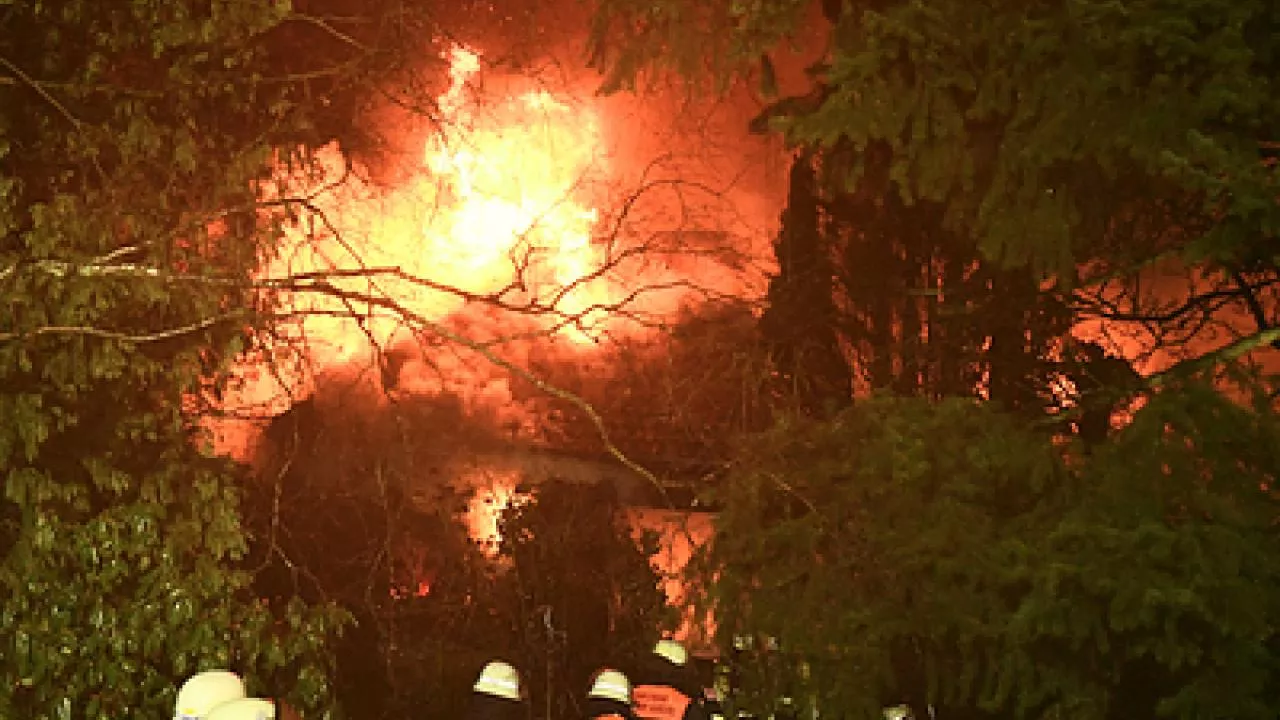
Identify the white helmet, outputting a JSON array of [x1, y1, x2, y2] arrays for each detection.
[[882, 706, 913, 720], [207, 698, 276, 720], [653, 639, 688, 667], [473, 660, 522, 701], [587, 669, 633, 705], [174, 670, 247, 720]]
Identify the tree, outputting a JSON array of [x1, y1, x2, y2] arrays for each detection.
[[588, 0, 1280, 384], [584, 3, 1280, 717], [1, 2, 350, 716], [523, 299, 773, 487], [248, 389, 494, 719], [493, 480, 675, 720], [1002, 382, 1280, 718], [758, 151, 851, 416], [759, 138, 1087, 421], [703, 391, 1279, 719], [2, 0, 780, 716], [705, 395, 1064, 719]]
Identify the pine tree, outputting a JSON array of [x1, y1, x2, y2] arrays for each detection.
[[759, 151, 851, 415]]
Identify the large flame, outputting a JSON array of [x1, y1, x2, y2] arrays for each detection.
[[216, 44, 767, 549], [258, 46, 619, 369], [214, 42, 782, 437], [421, 47, 613, 332], [216, 46, 624, 428]]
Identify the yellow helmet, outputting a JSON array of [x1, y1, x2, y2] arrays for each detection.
[[473, 660, 522, 701], [587, 669, 633, 705], [653, 639, 688, 667], [174, 670, 246, 720], [207, 698, 276, 720]]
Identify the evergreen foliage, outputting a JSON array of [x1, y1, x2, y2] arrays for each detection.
[[759, 151, 851, 416], [589, 0, 1279, 282], [589, 2, 1280, 714], [705, 391, 1279, 719], [760, 143, 1091, 421]]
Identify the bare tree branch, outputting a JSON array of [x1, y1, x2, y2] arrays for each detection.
[[0, 54, 83, 129], [271, 277, 673, 503], [1147, 327, 1280, 389], [0, 313, 241, 344], [288, 13, 372, 53]]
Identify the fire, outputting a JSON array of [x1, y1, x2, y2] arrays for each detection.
[[221, 44, 637, 427], [204, 43, 776, 566], [259, 45, 616, 361], [210, 41, 778, 439], [626, 509, 717, 652], [461, 468, 528, 556], [211, 44, 671, 546], [423, 47, 610, 329]]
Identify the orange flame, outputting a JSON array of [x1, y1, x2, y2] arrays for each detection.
[[421, 46, 611, 331], [214, 43, 777, 434], [215, 45, 635, 429], [258, 45, 617, 364], [206, 44, 777, 561], [461, 468, 528, 556]]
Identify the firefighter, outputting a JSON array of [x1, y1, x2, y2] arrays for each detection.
[[206, 697, 277, 720], [467, 660, 527, 720], [585, 668, 635, 720], [631, 640, 708, 720], [173, 670, 247, 720]]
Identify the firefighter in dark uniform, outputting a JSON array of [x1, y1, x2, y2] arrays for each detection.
[[631, 640, 709, 720]]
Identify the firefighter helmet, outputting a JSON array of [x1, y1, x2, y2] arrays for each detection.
[[206, 698, 276, 720], [474, 660, 523, 701], [882, 705, 913, 720], [654, 639, 689, 667], [588, 669, 633, 705], [173, 670, 246, 720]]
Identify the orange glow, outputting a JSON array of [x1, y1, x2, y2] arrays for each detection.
[[258, 45, 616, 364], [214, 43, 766, 433], [625, 509, 717, 656], [420, 46, 613, 334], [462, 468, 528, 555], [204, 43, 780, 563]]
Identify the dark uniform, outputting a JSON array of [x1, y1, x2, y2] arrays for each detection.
[[631, 640, 709, 720]]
